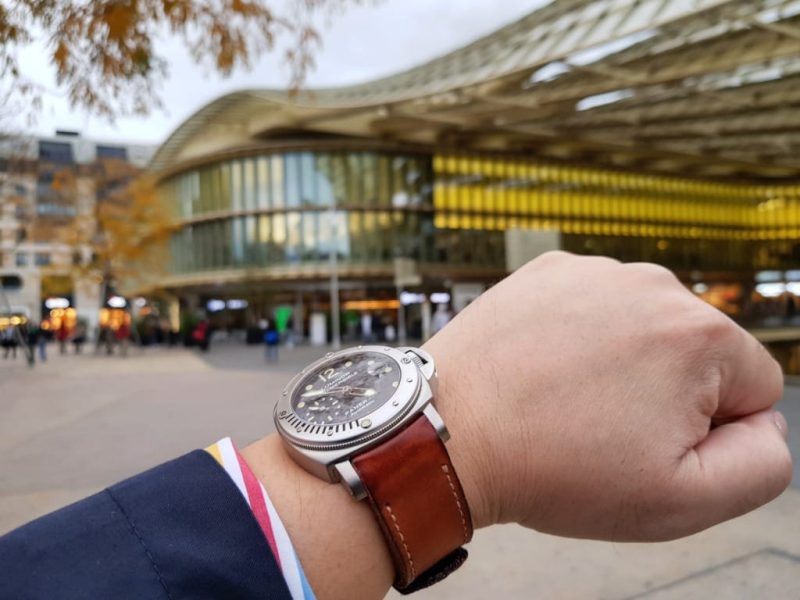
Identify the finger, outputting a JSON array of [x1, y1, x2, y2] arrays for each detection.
[[716, 323, 784, 418], [678, 409, 792, 535]]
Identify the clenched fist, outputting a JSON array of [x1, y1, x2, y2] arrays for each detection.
[[427, 251, 792, 541]]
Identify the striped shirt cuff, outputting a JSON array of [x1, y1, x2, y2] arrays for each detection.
[[206, 438, 316, 600]]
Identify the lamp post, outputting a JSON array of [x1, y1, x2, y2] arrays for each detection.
[[393, 257, 420, 346], [329, 202, 341, 350]]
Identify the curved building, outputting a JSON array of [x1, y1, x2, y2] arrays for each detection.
[[141, 0, 800, 336]]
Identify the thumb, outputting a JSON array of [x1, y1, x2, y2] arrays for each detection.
[[679, 409, 792, 535]]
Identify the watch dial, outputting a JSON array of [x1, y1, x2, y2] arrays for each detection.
[[291, 352, 402, 425]]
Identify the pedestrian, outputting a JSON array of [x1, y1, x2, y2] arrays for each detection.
[[1, 326, 18, 359], [284, 316, 296, 349], [115, 322, 130, 357], [26, 322, 46, 363], [18, 322, 35, 366], [431, 303, 452, 334], [56, 320, 70, 355], [73, 321, 87, 354], [263, 321, 279, 363], [192, 319, 210, 352], [361, 312, 373, 342], [100, 326, 115, 355]]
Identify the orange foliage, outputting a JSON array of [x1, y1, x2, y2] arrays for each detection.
[[26, 159, 173, 285], [0, 0, 360, 119]]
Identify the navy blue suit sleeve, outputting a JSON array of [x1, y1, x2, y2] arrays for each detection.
[[0, 450, 293, 600]]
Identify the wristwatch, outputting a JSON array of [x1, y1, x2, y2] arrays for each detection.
[[274, 345, 473, 593]]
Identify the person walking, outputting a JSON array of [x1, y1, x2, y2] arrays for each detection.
[[56, 320, 70, 355], [284, 316, 296, 349], [263, 321, 280, 363], [431, 303, 452, 334], [26, 322, 46, 363], [72, 321, 87, 354], [38, 327, 47, 361], [1, 326, 18, 359], [192, 319, 211, 352], [361, 312, 373, 342], [115, 322, 130, 357]]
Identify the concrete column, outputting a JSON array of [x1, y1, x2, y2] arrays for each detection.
[[73, 274, 101, 332], [168, 298, 180, 333], [294, 291, 304, 340], [421, 300, 432, 342]]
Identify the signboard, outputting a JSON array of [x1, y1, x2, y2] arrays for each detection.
[[0, 275, 22, 290], [505, 229, 561, 272], [310, 312, 327, 346]]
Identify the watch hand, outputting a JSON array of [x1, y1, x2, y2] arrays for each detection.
[[302, 386, 376, 398], [341, 387, 376, 397]]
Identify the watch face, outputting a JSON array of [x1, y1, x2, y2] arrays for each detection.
[[291, 351, 401, 426]]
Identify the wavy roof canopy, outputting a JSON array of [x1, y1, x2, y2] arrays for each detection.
[[151, 0, 800, 179]]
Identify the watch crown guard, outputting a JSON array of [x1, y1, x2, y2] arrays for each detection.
[[405, 351, 425, 370]]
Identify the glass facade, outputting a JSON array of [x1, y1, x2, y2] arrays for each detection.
[[158, 148, 800, 286], [160, 150, 503, 276]]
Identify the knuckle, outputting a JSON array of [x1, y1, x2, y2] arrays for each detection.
[[690, 309, 736, 347], [526, 251, 621, 273], [627, 262, 680, 284], [526, 250, 572, 269], [583, 254, 621, 267]]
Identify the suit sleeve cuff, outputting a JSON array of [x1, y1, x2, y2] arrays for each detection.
[[206, 438, 316, 600]]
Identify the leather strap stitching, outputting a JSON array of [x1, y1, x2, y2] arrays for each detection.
[[440, 464, 469, 544], [385, 504, 416, 580]]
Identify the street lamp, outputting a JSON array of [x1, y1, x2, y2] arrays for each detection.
[[329, 201, 341, 350]]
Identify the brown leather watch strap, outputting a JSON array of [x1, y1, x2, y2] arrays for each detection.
[[352, 413, 473, 593]]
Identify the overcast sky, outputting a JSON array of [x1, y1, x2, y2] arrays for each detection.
[[22, 1, 547, 147]]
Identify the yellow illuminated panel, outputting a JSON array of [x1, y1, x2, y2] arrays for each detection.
[[432, 153, 800, 244]]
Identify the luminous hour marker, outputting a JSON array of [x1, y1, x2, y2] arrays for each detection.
[[308, 415, 315, 421], [327, 416, 332, 421], [392, 381, 399, 388], [345, 361, 352, 367], [367, 360, 374, 365], [383, 366, 392, 373], [305, 384, 313, 390], [297, 401, 306, 408]]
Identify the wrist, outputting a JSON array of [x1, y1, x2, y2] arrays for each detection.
[[423, 338, 502, 529], [242, 435, 394, 600]]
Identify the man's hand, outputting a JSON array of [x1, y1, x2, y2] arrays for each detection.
[[426, 251, 792, 541]]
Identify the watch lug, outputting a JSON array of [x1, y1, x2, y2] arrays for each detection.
[[423, 403, 450, 443], [334, 460, 368, 500]]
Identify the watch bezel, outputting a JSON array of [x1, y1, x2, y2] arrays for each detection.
[[274, 345, 421, 450]]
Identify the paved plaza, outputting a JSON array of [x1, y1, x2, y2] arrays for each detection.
[[1, 342, 798, 599]]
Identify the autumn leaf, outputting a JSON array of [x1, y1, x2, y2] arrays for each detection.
[[0, 0, 354, 119], [53, 41, 69, 71]]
